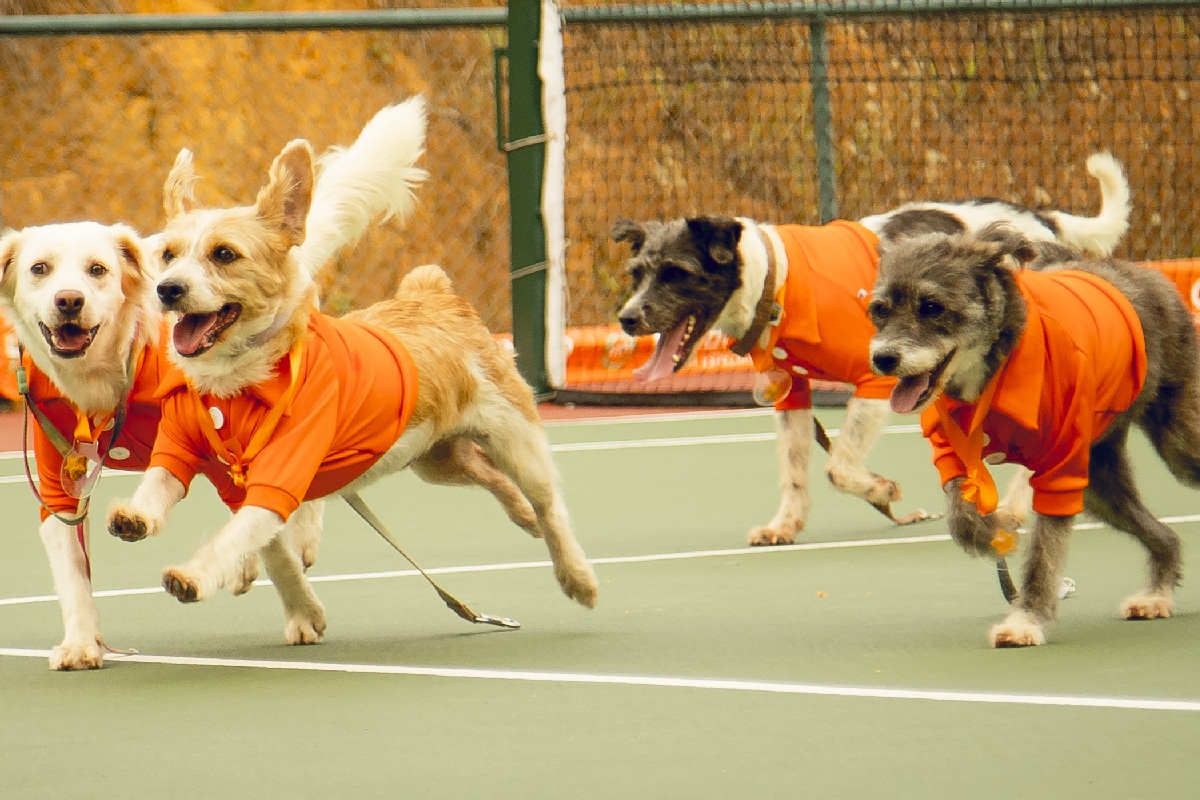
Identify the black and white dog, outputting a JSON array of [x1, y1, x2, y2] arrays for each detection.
[[613, 154, 1130, 547]]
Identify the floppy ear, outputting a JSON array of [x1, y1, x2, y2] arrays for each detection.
[[163, 148, 198, 219], [0, 230, 21, 296], [255, 139, 314, 247], [977, 222, 1038, 270], [611, 218, 646, 253], [685, 215, 742, 268]]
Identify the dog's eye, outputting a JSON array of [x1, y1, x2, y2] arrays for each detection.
[[30, 261, 49, 276], [161, 249, 175, 264], [867, 299, 890, 320], [88, 263, 107, 277], [919, 300, 945, 318], [628, 266, 644, 285], [659, 265, 687, 284], [212, 245, 238, 264]]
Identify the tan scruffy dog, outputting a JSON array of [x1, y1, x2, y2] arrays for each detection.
[[105, 138, 598, 645]]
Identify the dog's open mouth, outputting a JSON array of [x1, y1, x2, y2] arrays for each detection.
[[633, 313, 704, 382], [173, 303, 242, 358], [39, 321, 100, 359], [889, 350, 955, 414]]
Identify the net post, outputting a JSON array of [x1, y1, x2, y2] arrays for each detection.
[[505, 0, 551, 395], [810, 15, 838, 224]]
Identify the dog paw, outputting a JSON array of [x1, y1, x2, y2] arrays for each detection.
[[227, 552, 261, 596], [890, 507, 941, 526], [107, 507, 156, 542], [50, 640, 104, 670], [989, 611, 1046, 647], [285, 606, 328, 645], [162, 568, 205, 603], [557, 562, 600, 609], [747, 523, 799, 546], [1120, 592, 1174, 620]]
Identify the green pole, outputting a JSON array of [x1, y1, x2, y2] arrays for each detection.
[[810, 17, 838, 224], [505, 0, 550, 394]]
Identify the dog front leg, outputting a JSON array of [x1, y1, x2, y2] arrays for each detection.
[[826, 397, 935, 525], [162, 506, 286, 604], [989, 514, 1073, 647], [748, 408, 812, 546], [943, 477, 1024, 559], [39, 516, 103, 670], [106, 466, 186, 543]]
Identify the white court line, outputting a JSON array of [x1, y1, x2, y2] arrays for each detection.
[[0, 646, 1196, 712], [4, 515, 1200, 608], [0, 533, 952, 606], [0, 424, 921, 472]]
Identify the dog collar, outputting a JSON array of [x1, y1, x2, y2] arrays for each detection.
[[247, 310, 292, 348], [729, 224, 781, 357]]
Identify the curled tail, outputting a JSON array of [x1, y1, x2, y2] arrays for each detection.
[[397, 263, 454, 296], [299, 96, 428, 278], [1048, 152, 1131, 257]]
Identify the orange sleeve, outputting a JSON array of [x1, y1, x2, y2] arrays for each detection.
[[147, 395, 201, 495], [773, 375, 812, 411], [1025, 387, 1092, 517], [920, 406, 967, 488]]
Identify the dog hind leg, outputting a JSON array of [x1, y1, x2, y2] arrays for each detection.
[[1086, 436, 1181, 620], [411, 438, 537, 530], [748, 408, 812, 546], [464, 390, 598, 608]]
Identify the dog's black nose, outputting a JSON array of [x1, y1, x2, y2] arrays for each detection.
[[157, 280, 188, 306], [872, 352, 900, 375], [54, 290, 85, 318], [618, 309, 642, 335]]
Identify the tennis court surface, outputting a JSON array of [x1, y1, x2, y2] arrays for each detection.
[[1, 407, 1197, 798]]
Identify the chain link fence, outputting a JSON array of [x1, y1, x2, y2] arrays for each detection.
[[557, 0, 1200, 398]]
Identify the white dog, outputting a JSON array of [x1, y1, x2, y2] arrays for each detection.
[[0, 97, 428, 669]]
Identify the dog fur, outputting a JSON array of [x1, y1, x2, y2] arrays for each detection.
[[868, 223, 1197, 646], [0, 98, 428, 669], [104, 138, 598, 643], [612, 154, 1129, 547]]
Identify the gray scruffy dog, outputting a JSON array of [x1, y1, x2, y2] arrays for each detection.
[[868, 222, 1197, 647]]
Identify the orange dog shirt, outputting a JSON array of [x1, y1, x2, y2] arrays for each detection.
[[24, 320, 193, 521], [150, 311, 419, 521], [921, 268, 1147, 517], [748, 221, 896, 410]]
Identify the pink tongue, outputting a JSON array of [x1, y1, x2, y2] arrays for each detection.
[[890, 373, 932, 414], [52, 325, 91, 352], [633, 319, 690, 382], [173, 313, 220, 356]]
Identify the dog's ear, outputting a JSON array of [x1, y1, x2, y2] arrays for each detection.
[[976, 222, 1038, 270], [256, 139, 315, 248], [685, 215, 742, 268], [0, 229, 21, 291], [163, 148, 198, 220], [611, 218, 646, 253]]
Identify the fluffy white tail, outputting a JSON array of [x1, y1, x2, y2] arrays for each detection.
[[299, 96, 428, 278], [1048, 152, 1131, 257]]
